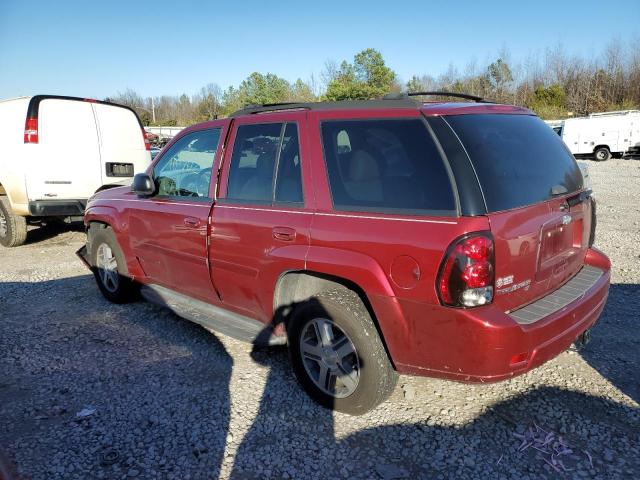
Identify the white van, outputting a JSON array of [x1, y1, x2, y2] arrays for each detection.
[[559, 110, 640, 161], [0, 95, 151, 247]]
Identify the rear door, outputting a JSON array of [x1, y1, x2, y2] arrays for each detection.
[[93, 103, 151, 184], [29, 99, 102, 200], [128, 124, 225, 301], [209, 113, 311, 321], [443, 113, 590, 312]]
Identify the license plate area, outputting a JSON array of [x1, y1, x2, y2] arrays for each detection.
[[537, 215, 579, 281]]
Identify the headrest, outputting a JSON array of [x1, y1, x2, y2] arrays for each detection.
[[349, 150, 379, 182], [256, 154, 274, 176]]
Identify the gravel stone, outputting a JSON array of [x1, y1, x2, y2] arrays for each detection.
[[0, 159, 639, 479]]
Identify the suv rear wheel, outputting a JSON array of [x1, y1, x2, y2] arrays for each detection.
[[0, 197, 27, 248], [287, 289, 398, 415], [90, 226, 138, 303]]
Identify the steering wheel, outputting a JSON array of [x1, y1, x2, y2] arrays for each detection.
[[180, 168, 212, 197]]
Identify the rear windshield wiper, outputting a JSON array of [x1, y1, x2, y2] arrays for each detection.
[[550, 185, 593, 205]]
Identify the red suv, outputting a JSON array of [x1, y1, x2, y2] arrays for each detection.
[[79, 93, 610, 414]]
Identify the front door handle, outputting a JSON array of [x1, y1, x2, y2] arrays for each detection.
[[272, 226, 296, 242], [184, 217, 201, 228]]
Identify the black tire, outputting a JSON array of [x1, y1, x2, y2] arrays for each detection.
[[594, 147, 611, 161], [287, 289, 398, 415], [89, 226, 138, 303], [0, 197, 27, 248]]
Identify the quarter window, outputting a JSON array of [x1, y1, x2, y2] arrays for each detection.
[[226, 123, 303, 204], [153, 128, 221, 199]]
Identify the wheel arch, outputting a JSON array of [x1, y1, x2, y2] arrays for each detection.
[[273, 270, 404, 369], [86, 217, 143, 279], [593, 144, 611, 153], [85, 205, 122, 232]]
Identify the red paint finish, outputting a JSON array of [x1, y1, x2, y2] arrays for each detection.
[[128, 198, 214, 301], [84, 100, 611, 385], [392, 248, 609, 381]]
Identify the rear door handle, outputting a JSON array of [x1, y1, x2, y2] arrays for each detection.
[[184, 217, 201, 228], [272, 226, 296, 242]]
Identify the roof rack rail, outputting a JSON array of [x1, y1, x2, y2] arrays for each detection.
[[230, 102, 311, 117], [384, 91, 487, 103], [228, 92, 484, 118]]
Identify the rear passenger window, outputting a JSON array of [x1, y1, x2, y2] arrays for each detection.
[[321, 119, 456, 215], [226, 123, 303, 204]]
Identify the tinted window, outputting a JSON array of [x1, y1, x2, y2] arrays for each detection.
[[153, 128, 220, 198], [445, 114, 583, 212], [227, 123, 282, 202], [275, 123, 303, 203], [321, 119, 456, 215], [227, 123, 303, 204]]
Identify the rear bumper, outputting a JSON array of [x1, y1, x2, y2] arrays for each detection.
[[29, 200, 87, 217], [389, 247, 611, 382]]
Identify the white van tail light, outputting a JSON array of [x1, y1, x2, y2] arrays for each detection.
[[142, 128, 150, 150], [437, 232, 495, 307], [24, 117, 39, 143]]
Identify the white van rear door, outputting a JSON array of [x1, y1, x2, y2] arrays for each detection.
[[28, 99, 102, 200], [92, 103, 150, 185]]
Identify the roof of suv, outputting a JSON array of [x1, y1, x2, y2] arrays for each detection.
[[230, 92, 534, 118]]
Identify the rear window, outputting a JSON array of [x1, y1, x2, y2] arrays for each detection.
[[320, 119, 456, 215], [445, 114, 583, 212]]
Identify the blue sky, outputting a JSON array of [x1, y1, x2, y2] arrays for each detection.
[[0, 0, 638, 100]]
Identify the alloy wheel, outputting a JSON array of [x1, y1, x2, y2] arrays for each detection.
[[299, 317, 360, 398], [96, 243, 119, 293]]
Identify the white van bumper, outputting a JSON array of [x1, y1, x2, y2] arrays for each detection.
[[28, 200, 86, 217]]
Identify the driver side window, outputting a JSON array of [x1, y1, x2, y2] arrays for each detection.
[[153, 128, 221, 199]]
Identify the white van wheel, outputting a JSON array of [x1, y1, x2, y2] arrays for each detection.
[[0, 197, 27, 247], [594, 147, 611, 161]]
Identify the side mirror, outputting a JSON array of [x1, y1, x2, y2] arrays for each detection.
[[132, 173, 155, 197]]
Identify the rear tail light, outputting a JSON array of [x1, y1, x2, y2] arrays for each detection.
[[437, 232, 495, 307], [24, 117, 38, 143], [142, 129, 151, 150]]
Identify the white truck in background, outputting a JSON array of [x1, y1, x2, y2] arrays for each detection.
[[558, 110, 640, 161], [0, 95, 151, 247]]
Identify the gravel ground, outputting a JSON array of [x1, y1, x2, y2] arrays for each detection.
[[1, 159, 639, 480]]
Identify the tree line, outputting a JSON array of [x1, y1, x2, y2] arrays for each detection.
[[108, 40, 640, 126]]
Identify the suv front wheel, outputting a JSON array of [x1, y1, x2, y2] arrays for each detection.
[[89, 226, 138, 303], [287, 289, 398, 415]]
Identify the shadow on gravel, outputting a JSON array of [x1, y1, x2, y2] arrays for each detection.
[[230, 372, 639, 478], [580, 283, 640, 404], [2, 276, 639, 479], [228, 296, 640, 479], [0, 275, 232, 480]]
